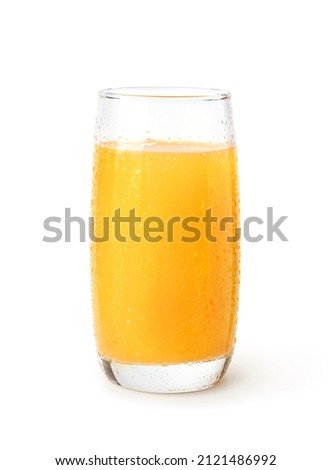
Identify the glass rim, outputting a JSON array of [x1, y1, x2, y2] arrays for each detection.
[[99, 87, 231, 101]]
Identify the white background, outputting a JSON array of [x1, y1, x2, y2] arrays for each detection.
[[1, 1, 331, 469]]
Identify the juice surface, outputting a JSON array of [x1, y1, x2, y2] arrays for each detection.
[[91, 141, 239, 364]]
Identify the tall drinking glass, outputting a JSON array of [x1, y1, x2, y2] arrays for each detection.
[[91, 87, 240, 393]]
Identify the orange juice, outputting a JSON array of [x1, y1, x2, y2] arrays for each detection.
[[91, 141, 239, 365]]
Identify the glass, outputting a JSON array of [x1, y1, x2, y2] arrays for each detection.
[[91, 87, 240, 393]]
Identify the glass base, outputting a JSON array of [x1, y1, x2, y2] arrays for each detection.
[[99, 354, 232, 393]]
